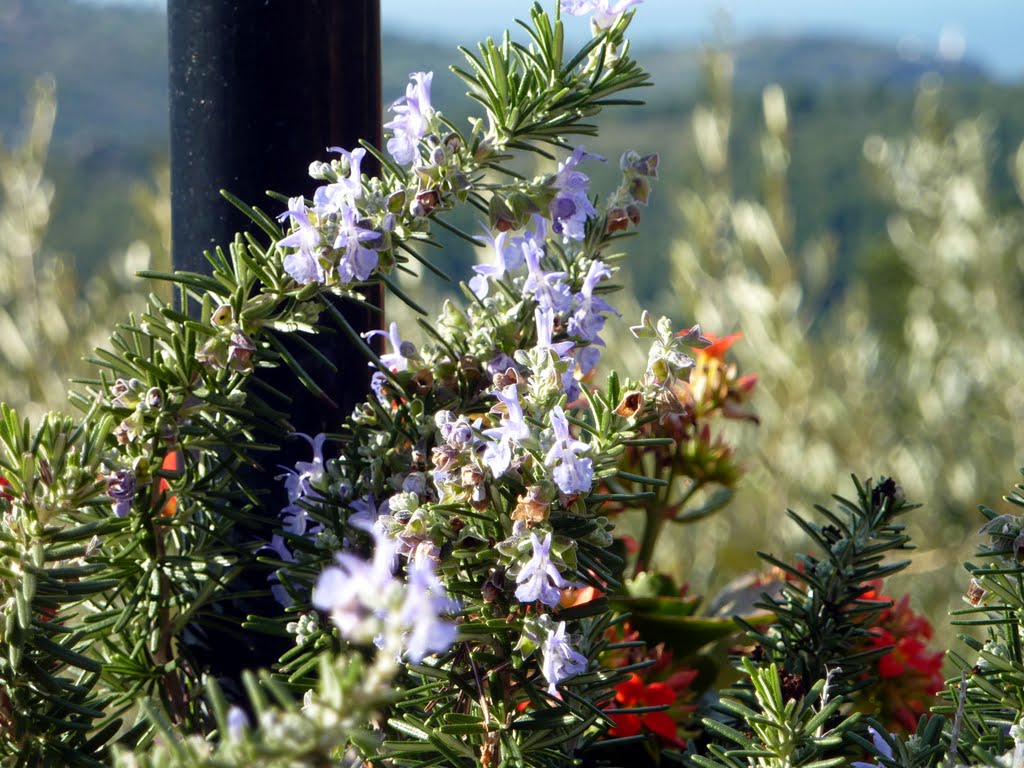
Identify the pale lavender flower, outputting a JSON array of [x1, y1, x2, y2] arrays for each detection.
[[312, 531, 400, 645], [569, 259, 618, 343], [482, 383, 531, 477], [278, 196, 325, 284], [362, 322, 416, 372], [226, 706, 249, 740], [574, 345, 602, 377], [485, 352, 517, 379], [541, 619, 588, 695], [522, 231, 572, 312], [347, 494, 380, 530], [535, 307, 575, 358], [266, 533, 297, 606], [314, 146, 366, 212], [400, 556, 458, 662], [545, 406, 593, 495], [561, 0, 642, 30], [333, 203, 380, 283], [278, 433, 327, 536], [535, 307, 579, 400], [852, 727, 894, 768], [469, 229, 519, 298], [439, 413, 478, 450], [515, 531, 569, 607], [385, 71, 434, 165], [549, 146, 603, 241]]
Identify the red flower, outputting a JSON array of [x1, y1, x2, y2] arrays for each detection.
[[856, 585, 945, 732], [608, 673, 678, 741]]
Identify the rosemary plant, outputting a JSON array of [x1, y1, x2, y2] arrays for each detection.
[[0, 3, 673, 766]]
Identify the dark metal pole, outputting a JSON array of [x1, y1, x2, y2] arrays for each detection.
[[168, 0, 382, 689], [169, 1, 382, 274]]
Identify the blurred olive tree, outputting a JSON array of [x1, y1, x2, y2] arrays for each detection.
[[614, 52, 1024, 634], [0, 81, 169, 421]]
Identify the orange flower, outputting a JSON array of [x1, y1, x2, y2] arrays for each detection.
[[157, 452, 180, 517], [698, 332, 743, 361], [608, 673, 678, 741], [560, 585, 603, 609]]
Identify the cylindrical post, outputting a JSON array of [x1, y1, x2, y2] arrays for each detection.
[[168, 0, 382, 689]]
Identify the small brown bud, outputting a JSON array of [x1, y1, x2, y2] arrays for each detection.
[[493, 367, 520, 391], [967, 578, 987, 606], [432, 445, 459, 473], [512, 487, 551, 526], [613, 390, 644, 419], [413, 189, 441, 217], [607, 207, 630, 233], [461, 463, 484, 485], [411, 368, 434, 396]]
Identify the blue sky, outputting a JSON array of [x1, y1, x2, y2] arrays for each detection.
[[89, 0, 1024, 79]]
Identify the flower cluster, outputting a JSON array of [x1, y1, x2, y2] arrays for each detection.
[[855, 583, 945, 732], [268, 88, 677, 713], [311, 528, 457, 663]]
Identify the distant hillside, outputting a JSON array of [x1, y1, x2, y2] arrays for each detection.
[[0, 0, 168, 147], [3, 0, 1024, 303]]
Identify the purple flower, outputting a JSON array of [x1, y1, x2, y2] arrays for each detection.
[[549, 146, 603, 241], [385, 71, 434, 165], [485, 351, 517, 379], [400, 556, 458, 662], [574, 345, 602, 377], [852, 727, 894, 768], [226, 706, 249, 740], [348, 494, 380, 531], [440, 414, 478, 450], [545, 406, 593, 495], [266, 534, 297, 606], [515, 531, 570, 607], [541, 619, 588, 695], [312, 146, 366, 213], [569, 260, 618, 343], [106, 468, 136, 518], [535, 307, 580, 399], [277, 433, 327, 536], [561, 0, 642, 30], [362, 321, 416, 372], [522, 230, 572, 313], [535, 307, 575, 358], [482, 383, 531, 477], [278, 196, 325, 284], [333, 203, 380, 284], [469, 229, 519, 299], [312, 531, 401, 645]]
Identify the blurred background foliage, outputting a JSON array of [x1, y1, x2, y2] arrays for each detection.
[[4, 0, 1024, 646]]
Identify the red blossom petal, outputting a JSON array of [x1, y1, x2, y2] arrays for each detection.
[[644, 682, 677, 707], [615, 674, 645, 705], [643, 711, 678, 741], [879, 653, 905, 678], [609, 713, 642, 737]]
